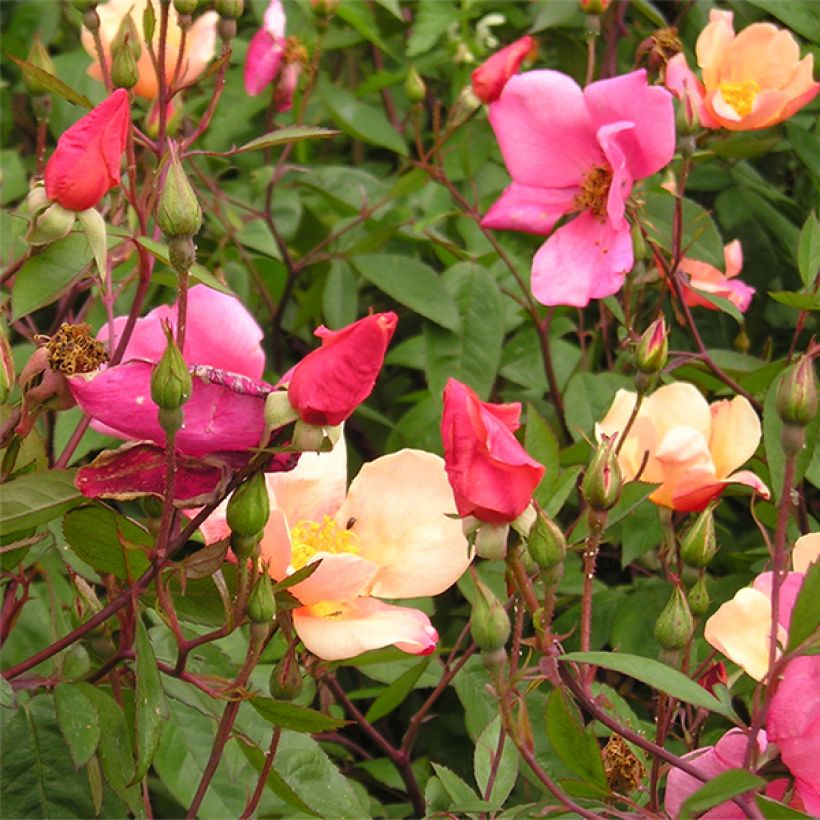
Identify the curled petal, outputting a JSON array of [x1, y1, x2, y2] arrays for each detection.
[[293, 598, 438, 661], [244, 28, 285, 96]]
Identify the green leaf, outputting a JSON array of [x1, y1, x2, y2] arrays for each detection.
[[423, 262, 504, 398], [12, 234, 92, 319], [250, 698, 347, 733], [234, 125, 339, 154], [559, 652, 736, 719], [0, 470, 82, 533], [688, 288, 744, 324], [756, 794, 812, 819], [135, 236, 234, 295], [643, 190, 724, 269], [768, 291, 820, 311], [562, 372, 634, 441], [744, 1, 820, 41], [545, 688, 609, 792], [407, 0, 457, 56], [6, 53, 93, 108], [318, 78, 407, 156], [525, 404, 560, 507], [54, 684, 101, 769], [1, 695, 119, 819], [679, 769, 764, 819], [365, 658, 430, 723], [335, 2, 395, 56], [571, 483, 658, 546], [431, 762, 493, 812], [787, 559, 820, 653], [62, 505, 152, 581], [323, 261, 359, 329], [352, 254, 461, 330], [786, 123, 820, 182], [0, 676, 16, 710], [133, 620, 169, 782], [474, 716, 519, 809], [797, 211, 820, 289]]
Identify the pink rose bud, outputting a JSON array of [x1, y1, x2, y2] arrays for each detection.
[[287, 312, 398, 426], [635, 315, 668, 375], [441, 378, 545, 524], [471, 35, 535, 104], [44, 89, 130, 212], [581, 434, 622, 512]]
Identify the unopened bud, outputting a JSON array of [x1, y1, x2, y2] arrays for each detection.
[[173, 0, 199, 13], [579, 0, 611, 13], [24, 36, 56, 95], [291, 420, 326, 452], [82, 7, 101, 31], [0, 328, 14, 404], [631, 221, 647, 263], [215, 0, 243, 18], [776, 357, 817, 428], [448, 86, 482, 130], [470, 578, 510, 652], [26, 202, 75, 246], [151, 324, 192, 411], [582, 435, 622, 512], [168, 235, 196, 275], [157, 147, 202, 239], [226, 471, 270, 540], [675, 97, 701, 136], [680, 505, 717, 568], [74, 0, 98, 10], [527, 510, 566, 570], [111, 33, 139, 89], [247, 570, 275, 623], [217, 16, 236, 41], [112, 13, 141, 59], [474, 522, 508, 561], [687, 573, 710, 617], [269, 652, 303, 700], [310, 0, 339, 17], [263, 391, 298, 436], [404, 67, 426, 104], [635, 316, 668, 375], [654, 585, 694, 651]]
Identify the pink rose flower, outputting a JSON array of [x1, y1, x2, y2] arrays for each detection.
[[69, 285, 269, 457], [481, 68, 674, 307], [678, 240, 755, 312], [286, 312, 397, 427], [471, 36, 535, 104], [200, 436, 472, 660], [244, 0, 287, 96], [665, 10, 820, 131], [44, 89, 130, 212], [441, 378, 544, 524]]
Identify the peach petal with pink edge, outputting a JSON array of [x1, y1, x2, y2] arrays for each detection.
[[531, 212, 633, 307], [720, 469, 770, 501], [704, 586, 785, 681], [696, 9, 736, 90], [480, 183, 575, 236], [793, 533, 820, 574], [752, 571, 807, 632], [709, 396, 762, 479], [286, 553, 378, 607], [664, 53, 719, 129], [337, 450, 471, 600], [293, 598, 438, 661], [258, 509, 291, 580]]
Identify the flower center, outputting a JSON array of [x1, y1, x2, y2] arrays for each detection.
[[43, 323, 108, 376], [573, 165, 613, 218], [718, 80, 760, 117], [289, 515, 358, 570]]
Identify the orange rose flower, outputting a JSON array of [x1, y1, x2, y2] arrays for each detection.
[[81, 0, 218, 99], [596, 382, 769, 511], [665, 9, 819, 131]]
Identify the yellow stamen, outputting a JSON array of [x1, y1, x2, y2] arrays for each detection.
[[573, 165, 613, 219], [718, 80, 760, 118], [289, 515, 358, 570]]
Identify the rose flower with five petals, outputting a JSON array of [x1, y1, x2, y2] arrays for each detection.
[[200, 435, 473, 661], [481, 68, 674, 307]]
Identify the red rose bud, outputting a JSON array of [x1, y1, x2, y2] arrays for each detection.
[[471, 35, 535, 104], [44, 89, 130, 212], [581, 434, 622, 512], [776, 355, 817, 428], [441, 378, 545, 524], [470, 577, 510, 652], [654, 585, 694, 651], [287, 312, 397, 426], [635, 315, 668, 375], [680, 505, 717, 568], [697, 661, 727, 695]]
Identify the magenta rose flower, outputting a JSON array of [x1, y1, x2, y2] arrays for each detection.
[[481, 69, 674, 307], [441, 378, 544, 524]]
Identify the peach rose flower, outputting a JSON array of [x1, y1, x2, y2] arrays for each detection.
[[82, 0, 219, 99], [679, 240, 755, 313], [596, 382, 769, 511], [200, 435, 473, 661], [665, 9, 819, 131], [704, 533, 820, 681]]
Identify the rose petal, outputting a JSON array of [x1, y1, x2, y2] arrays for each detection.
[[481, 182, 575, 236]]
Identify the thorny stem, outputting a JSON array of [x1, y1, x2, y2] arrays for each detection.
[[157, 1, 170, 146], [580, 509, 607, 686]]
